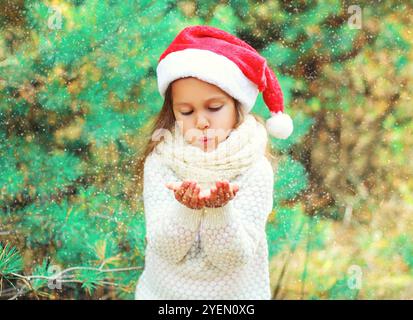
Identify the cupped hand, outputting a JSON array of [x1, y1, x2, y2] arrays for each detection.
[[166, 179, 239, 209], [203, 180, 239, 208], [165, 180, 203, 210]]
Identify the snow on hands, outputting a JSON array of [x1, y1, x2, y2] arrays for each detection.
[[165, 180, 239, 210]]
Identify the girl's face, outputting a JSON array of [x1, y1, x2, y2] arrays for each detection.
[[171, 77, 238, 152]]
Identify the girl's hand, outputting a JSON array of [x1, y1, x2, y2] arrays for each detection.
[[165, 180, 203, 210], [203, 180, 239, 208], [166, 179, 239, 209]]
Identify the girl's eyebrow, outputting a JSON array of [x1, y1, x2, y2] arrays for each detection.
[[174, 95, 227, 106]]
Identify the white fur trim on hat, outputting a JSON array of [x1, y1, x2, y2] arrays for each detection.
[[157, 48, 259, 113]]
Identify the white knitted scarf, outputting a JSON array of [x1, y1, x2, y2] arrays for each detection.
[[152, 114, 268, 189]]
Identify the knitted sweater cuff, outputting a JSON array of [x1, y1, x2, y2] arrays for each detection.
[[202, 201, 236, 228], [173, 202, 204, 230]]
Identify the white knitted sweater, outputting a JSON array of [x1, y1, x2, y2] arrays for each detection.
[[134, 149, 274, 300]]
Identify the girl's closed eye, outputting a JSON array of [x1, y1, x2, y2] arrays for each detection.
[[209, 105, 224, 112], [181, 105, 223, 116]]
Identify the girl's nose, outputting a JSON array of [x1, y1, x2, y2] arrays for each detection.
[[196, 116, 210, 130]]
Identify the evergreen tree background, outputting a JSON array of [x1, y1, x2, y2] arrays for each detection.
[[1, 0, 412, 299]]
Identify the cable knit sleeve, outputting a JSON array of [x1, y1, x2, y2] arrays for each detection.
[[199, 156, 274, 272], [143, 154, 203, 264]]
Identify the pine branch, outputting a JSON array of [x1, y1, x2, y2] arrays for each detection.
[[9, 265, 142, 281], [3, 265, 142, 299]]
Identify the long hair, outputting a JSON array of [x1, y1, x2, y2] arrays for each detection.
[[131, 80, 277, 198]]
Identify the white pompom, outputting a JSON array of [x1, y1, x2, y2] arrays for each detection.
[[266, 111, 294, 139]]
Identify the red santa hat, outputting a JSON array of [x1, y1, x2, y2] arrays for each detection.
[[156, 25, 293, 139]]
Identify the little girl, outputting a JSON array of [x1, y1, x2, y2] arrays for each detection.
[[134, 25, 293, 300]]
